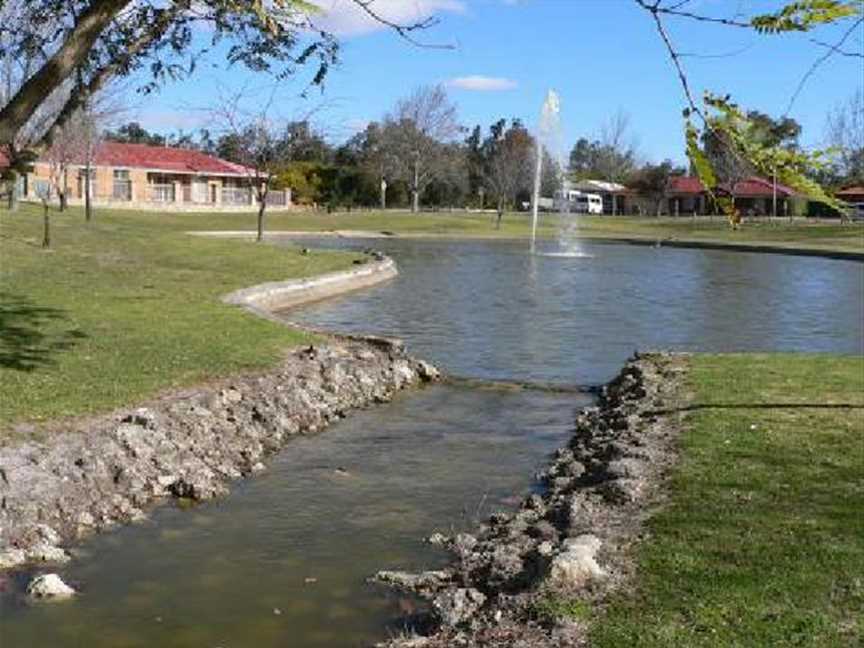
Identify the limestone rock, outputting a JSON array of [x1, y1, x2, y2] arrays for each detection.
[[548, 534, 606, 588], [373, 569, 452, 593], [26, 544, 70, 564], [432, 587, 486, 626], [27, 573, 76, 599], [416, 361, 440, 382], [0, 548, 26, 570]]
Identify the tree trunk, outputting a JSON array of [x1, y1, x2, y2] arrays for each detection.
[[85, 163, 93, 221], [7, 169, 19, 211], [60, 168, 68, 211], [0, 0, 129, 144], [379, 181, 386, 210], [257, 200, 266, 243], [411, 158, 420, 213], [496, 198, 504, 229], [42, 203, 50, 248]]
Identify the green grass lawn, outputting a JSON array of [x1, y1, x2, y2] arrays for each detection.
[[0, 203, 365, 435], [591, 353, 864, 647], [574, 216, 864, 254], [173, 207, 863, 255]]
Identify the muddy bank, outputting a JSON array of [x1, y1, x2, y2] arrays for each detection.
[[374, 352, 687, 647]]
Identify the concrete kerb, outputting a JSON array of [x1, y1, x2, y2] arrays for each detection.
[[221, 256, 398, 322]]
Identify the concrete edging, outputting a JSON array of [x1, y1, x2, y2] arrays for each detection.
[[222, 256, 398, 320]]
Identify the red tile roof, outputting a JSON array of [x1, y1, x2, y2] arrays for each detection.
[[836, 186, 864, 198], [667, 175, 705, 194], [667, 175, 796, 197], [725, 176, 796, 197], [92, 142, 247, 175], [0, 142, 248, 176]]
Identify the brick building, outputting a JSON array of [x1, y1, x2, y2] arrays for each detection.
[[1, 142, 290, 211]]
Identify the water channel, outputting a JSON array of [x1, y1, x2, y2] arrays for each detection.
[[2, 238, 861, 647]]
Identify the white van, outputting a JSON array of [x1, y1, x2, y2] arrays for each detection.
[[554, 190, 603, 214]]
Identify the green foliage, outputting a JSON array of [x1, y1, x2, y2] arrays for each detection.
[[684, 94, 845, 225], [627, 159, 687, 215], [277, 161, 326, 204], [751, 0, 861, 33], [568, 137, 637, 182], [104, 122, 167, 146], [707, 93, 843, 209], [532, 595, 592, 623]]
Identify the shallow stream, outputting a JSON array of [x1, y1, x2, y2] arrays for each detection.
[[2, 238, 861, 646]]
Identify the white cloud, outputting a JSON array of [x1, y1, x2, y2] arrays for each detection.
[[446, 75, 518, 91], [311, 0, 465, 37]]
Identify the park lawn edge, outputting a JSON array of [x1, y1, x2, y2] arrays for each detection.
[[578, 353, 864, 647], [0, 204, 375, 437]]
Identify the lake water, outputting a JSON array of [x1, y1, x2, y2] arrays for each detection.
[[2, 238, 861, 647]]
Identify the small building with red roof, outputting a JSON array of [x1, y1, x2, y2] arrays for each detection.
[[665, 175, 797, 216], [2, 142, 290, 211], [835, 186, 864, 204]]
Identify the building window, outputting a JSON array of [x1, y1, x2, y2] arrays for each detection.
[[148, 173, 175, 202], [113, 169, 132, 201], [33, 179, 52, 200]]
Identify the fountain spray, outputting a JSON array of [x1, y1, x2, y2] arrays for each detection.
[[530, 90, 560, 254]]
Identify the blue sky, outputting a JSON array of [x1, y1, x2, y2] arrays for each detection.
[[131, 0, 863, 165]]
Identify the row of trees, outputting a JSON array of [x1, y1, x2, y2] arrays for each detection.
[[22, 80, 864, 231], [1, 1, 861, 232], [306, 86, 861, 215]]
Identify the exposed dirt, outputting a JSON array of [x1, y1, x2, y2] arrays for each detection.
[[374, 352, 689, 647], [0, 337, 439, 571]]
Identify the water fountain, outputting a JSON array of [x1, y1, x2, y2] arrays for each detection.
[[530, 89, 591, 258], [529, 90, 559, 254]]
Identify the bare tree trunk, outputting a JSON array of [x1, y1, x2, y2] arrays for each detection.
[[42, 202, 50, 248], [60, 168, 68, 211], [7, 169, 19, 211], [379, 179, 386, 210], [257, 196, 266, 243], [496, 198, 504, 229], [411, 157, 420, 213], [85, 162, 93, 221]]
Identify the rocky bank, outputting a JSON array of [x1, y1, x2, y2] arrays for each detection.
[[374, 352, 688, 647], [0, 338, 439, 571]]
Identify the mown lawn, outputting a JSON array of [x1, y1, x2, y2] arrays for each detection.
[[574, 216, 864, 254], [175, 208, 864, 254], [590, 353, 864, 647], [0, 204, 365, 435]]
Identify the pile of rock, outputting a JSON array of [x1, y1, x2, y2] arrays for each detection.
[[0, 339, 439, 572], [374, 353, 686, 647]]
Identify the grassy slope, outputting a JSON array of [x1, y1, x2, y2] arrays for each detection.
[[592, 354, 864, 647], [0, 204, 364, 434], [175, 209, 862, 255]]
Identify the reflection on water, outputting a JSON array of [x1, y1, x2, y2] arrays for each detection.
[[286, 238, 864, 385], [3, 238, 861, 647]]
